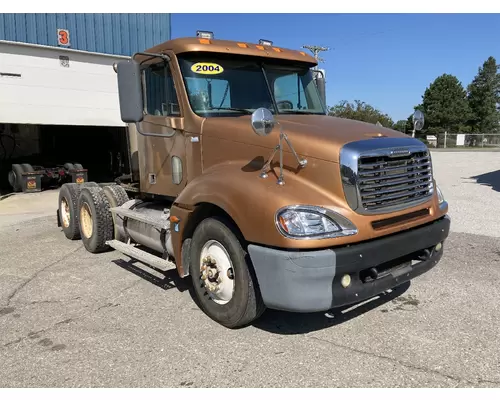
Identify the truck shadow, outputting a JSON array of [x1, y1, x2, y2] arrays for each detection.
[[110, 255, 410, 335], [470, 170, 500, 192], [253, 281, 411, 335], [111, 258, 190, 292]]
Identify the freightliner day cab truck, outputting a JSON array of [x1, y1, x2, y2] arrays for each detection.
[[56, 31, 450, 328]]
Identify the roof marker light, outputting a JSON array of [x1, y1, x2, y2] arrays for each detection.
[[196, 30, 214, 39], [256, 45, 265, 50], [237, 43, 248, 48]]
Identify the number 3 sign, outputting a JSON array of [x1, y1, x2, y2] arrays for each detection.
[[57, 29, 70, 46]]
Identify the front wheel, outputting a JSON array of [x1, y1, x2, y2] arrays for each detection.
[[189, 217, 265, 328]]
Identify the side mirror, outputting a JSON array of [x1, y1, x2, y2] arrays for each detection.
[[250, 108, 276, 137], [116, 59, 144, 123], [413, 110, 425, 131], [313, 69, 326, 111]]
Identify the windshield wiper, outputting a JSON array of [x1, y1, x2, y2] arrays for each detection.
[[207, 107, 253, 114]]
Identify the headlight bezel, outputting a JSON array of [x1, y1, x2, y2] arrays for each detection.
[[275, 205, 358, 240]]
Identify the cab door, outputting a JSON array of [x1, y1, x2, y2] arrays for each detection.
[[136, 58, 187, 198]]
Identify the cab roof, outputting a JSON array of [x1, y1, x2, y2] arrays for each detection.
[[140, 37, 318, 66]]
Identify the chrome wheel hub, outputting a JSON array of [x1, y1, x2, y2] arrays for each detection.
[[199, 240, 235, 305]]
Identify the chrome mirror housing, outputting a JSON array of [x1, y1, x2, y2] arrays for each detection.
[[251, 108, 275, 137]]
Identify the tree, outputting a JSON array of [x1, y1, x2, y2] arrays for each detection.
[[466, 56, 500, 133], [405, 104, 425, 135], [393, 120, 408, 133], [328, 100, 394, 128], [421, 74, 470, 133]]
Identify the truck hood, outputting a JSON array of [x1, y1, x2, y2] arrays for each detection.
[[202, 114, 409, 164]]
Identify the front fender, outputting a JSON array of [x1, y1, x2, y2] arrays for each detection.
[[172, 160, 349, 250]]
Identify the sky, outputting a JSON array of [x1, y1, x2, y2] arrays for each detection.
[[171, 13, 500, 122]]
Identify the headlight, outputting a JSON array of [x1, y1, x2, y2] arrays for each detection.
[[436, 184, 445, 204], [275, 205, 357, 239]]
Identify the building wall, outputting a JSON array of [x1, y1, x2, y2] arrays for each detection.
[[0, 41, 129, 126], [0, 13, 171, 56]]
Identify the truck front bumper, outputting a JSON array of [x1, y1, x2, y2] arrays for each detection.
[[247, 215, 450, 313]]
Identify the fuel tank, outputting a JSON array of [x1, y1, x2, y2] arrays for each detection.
[[114, 199, 173, 256]]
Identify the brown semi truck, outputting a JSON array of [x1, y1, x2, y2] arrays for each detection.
[[56, 32, 450, 328]]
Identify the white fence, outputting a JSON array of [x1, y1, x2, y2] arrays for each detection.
[[422, 133, 500, 149]]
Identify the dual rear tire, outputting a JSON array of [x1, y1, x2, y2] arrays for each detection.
[[58, 182, 129, 253]]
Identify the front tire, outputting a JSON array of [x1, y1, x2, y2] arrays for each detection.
[[189, 217, 265, 328]]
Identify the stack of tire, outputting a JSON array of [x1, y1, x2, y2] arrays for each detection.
[[63, 162, 84, 171], [58, 182, 130, 253], [8, 162, 85, 192], [8, 163, 34, 192]]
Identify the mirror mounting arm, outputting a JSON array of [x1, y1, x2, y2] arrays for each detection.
[[260, 123, 308, 186], [132, 51, 171, 65]]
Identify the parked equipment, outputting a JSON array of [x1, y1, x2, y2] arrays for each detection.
[[9, 162, 88, 193]]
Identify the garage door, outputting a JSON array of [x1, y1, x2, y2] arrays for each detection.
[[0, 40, 129, 127]]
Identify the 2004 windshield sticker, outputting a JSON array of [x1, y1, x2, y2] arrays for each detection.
[[191, 62, 224, 75]]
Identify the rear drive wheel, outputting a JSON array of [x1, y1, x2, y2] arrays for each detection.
[[102, 184, 129, 241], [64, 163, 75, 171], [189, 216, 265, 328], [83, 182, 99, 187], [77, 186, 113, 253], [59, 183, 84, 240], [73, 163, 84, 170]]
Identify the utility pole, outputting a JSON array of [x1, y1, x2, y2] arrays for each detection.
[[303, 45, 329, 111], [302, 45, 329, 69]]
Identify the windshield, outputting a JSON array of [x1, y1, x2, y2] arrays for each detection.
[[177, 53, 326, 117]]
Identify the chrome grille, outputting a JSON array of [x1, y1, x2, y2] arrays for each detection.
[[357, 150, 433, 211], [339, 138, 435, 215]]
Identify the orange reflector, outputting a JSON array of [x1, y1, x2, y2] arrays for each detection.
[[199, 39, 211, 44], [272, 47, 282, 52], [299, 51, 306, 56], [256, 45, 265, 50], [278, 216, 288, 232], [170, 216, 180, 224], [237, 43, 248, 48]]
